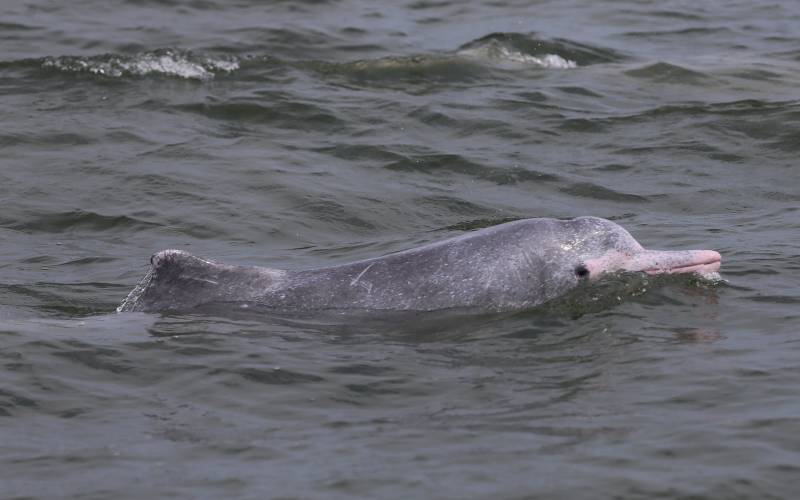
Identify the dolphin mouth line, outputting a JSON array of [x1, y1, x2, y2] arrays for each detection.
[[643, 255, 722, 275]]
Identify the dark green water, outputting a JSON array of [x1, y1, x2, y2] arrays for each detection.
[[2, 0, 799, 498]]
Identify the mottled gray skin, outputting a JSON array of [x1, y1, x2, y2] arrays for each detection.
[[118, 217, 721, 313]]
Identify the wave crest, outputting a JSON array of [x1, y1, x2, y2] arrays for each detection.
[[41, 50, 239, 80]]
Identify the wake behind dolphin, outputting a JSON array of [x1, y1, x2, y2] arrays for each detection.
[[117, 217, 721, 314]]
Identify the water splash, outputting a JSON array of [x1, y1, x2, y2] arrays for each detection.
[[696, 271, 725, 284], [41, 50, 239, 80], [458, 42, 577, 69], [116, 266, 154, 313]]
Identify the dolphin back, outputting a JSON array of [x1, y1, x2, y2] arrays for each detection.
[[117, 249, 285, 313]]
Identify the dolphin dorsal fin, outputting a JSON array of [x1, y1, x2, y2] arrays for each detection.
[[118, 250, 285, 313]]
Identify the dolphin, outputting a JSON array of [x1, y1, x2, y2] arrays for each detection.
[[117, 216, 721, 314]]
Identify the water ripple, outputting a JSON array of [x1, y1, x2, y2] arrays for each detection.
[[1, 210, 160, 234]]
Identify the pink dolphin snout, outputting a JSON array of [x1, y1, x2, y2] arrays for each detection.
[[585, 249, 722, 277], [625, 249, 722, 275]]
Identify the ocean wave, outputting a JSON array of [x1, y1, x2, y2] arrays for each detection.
[[40, 50, 239, 80], [5, 33, 617, 84], [624, 62, 713, 84]]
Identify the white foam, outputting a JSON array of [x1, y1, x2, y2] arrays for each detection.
[[127, 54, 212, 79], [206, 58, 240, 72], [493, 47, 577, 69], [697, 271, 725, 284], [43, 52, 240, 80], [458, 42, 577, 69]]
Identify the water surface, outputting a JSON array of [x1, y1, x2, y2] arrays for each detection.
[[2, 0, 800, 498]]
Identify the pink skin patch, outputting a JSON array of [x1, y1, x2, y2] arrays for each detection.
[[585, 249, 722, 278]]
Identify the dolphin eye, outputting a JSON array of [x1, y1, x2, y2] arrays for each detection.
[[574, 264, 589, 278]]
